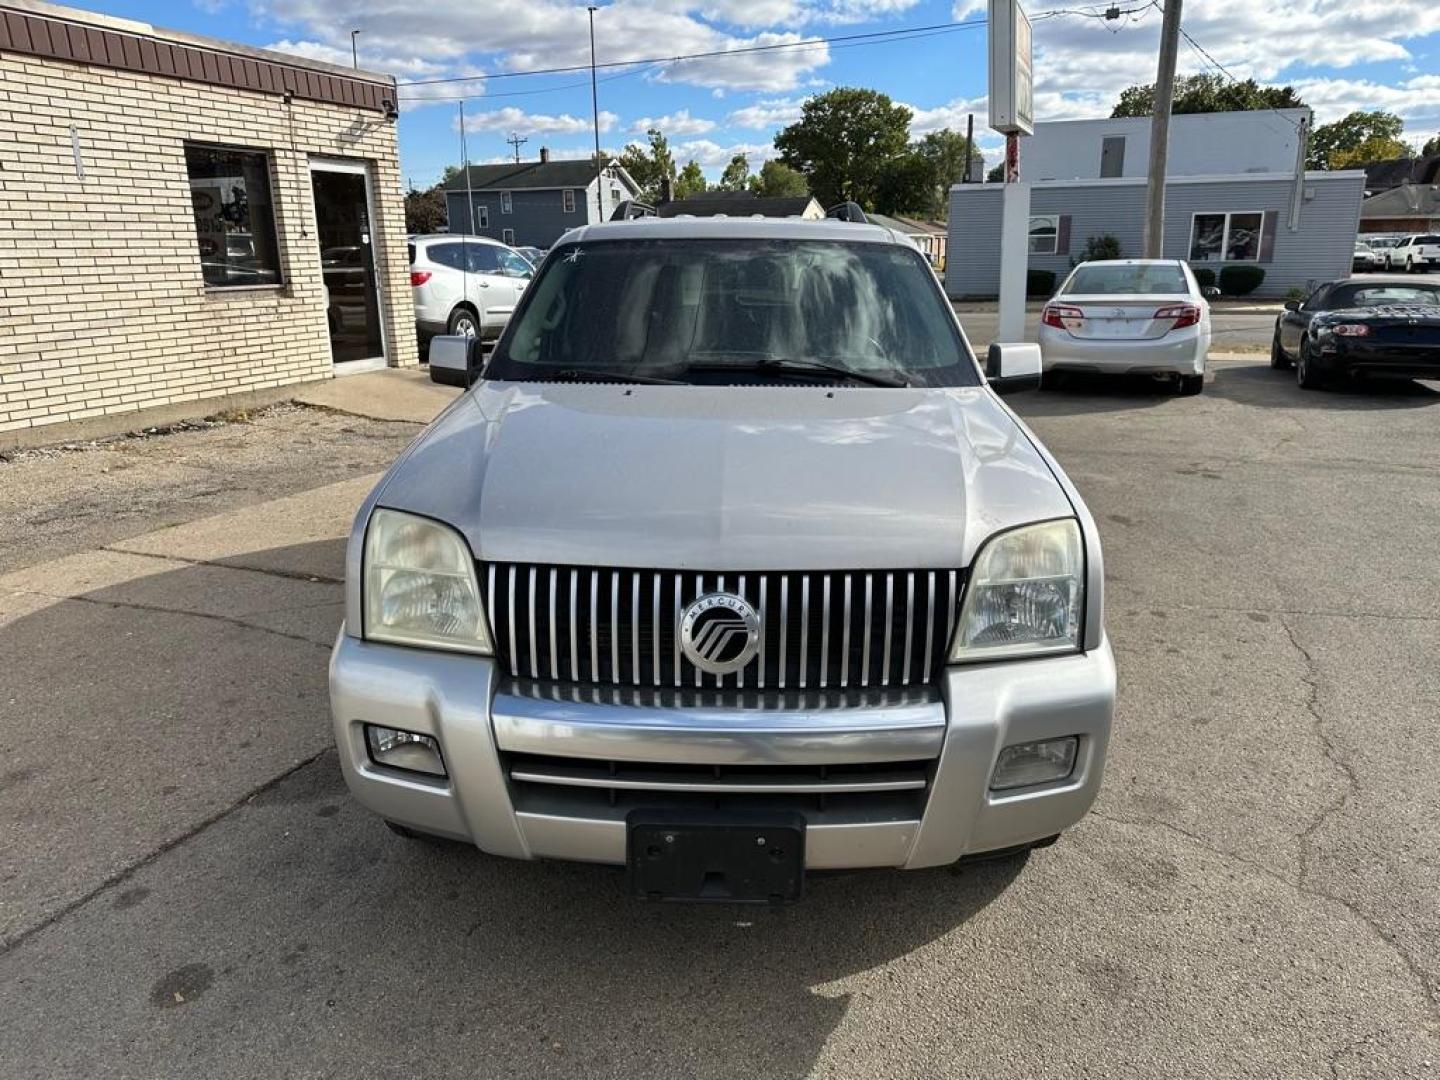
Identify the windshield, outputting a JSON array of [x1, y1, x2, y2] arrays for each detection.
[[1060, 263, 1190, 296], [485, 238, 979, 387], [1326, 283, 1440, 308]]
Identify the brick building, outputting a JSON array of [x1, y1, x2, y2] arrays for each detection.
[[0, 0, 416, 440]]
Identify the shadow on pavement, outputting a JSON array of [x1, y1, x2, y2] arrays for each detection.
[[1206, 362, 1440, 412], [1007, 370, 1181, 417], [1, 543, 1024, 1078]]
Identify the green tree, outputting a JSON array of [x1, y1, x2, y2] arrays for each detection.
[[775, 87, 913, 210], [747, 159, 809, 198], [1308, 110, 1408, 169], [717, 153, 751, 192], [404, 184, 448, 234], [675, 160, 707, 199], [910, 128, 986, 217], [1110, 73, 1304, 118], [1329, 136, 1415, 169], [1423, 134, 1440, 157], [616, 128, 676, 203], [987, 162, 1005, 183], [874, 150, 935, 216]]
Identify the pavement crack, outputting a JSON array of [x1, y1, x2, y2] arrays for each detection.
[[1281, 617, 1359, 890], [1123, 602, 1440, 625], [99, 545, 345, 586], [0, 749, 331, 957], [14, 588, 334, 650], [291, 400, 427, 426]]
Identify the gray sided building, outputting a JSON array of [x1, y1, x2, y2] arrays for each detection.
[[945, 172, 1366, 299], [442, 153, 641, 249]]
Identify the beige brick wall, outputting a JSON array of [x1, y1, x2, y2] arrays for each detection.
[[0, 53, 418, 434]]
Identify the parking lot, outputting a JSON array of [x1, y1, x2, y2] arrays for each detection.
[[2, 358, 1438, 1078]]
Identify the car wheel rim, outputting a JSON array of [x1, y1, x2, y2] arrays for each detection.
[[455, 317, 476, 337]]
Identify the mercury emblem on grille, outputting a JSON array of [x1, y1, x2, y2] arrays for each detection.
[[679, 592, 762, 676]]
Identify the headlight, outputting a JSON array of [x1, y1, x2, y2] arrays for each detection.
[[950, 519, 1084, 662], [363, 508, 492, 654]]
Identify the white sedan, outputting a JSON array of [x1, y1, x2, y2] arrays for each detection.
[[1037, 259, 1215, 396]]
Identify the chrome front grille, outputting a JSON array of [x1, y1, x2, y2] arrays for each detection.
[[480, 564, 962, 689], [503, 752, 933, 822]]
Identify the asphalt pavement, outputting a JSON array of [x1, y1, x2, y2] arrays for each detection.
[[2, 360, 1438, 1079]]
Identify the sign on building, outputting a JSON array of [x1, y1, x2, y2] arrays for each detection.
[[988, 0, 1034, 136]]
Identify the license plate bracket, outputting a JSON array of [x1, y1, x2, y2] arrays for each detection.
[[627, 810, 805, 904]]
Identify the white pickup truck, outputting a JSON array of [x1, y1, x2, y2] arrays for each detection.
[[1389, 234, 1440, 273]]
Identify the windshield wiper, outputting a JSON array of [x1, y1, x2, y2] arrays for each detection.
[[537, 368, 684, 386], [682, 357, 908, 388]]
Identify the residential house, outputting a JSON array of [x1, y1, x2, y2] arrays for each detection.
[[946, 109, 1363, 300], [0, 0, 416, 442], [867, 213, 948, 268], [1358, 155, 1440, 235], [442, 150, 641, 248], [655, 192, 824, 219]]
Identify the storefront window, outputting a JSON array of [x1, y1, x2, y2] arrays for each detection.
[[1028, 215, 1059, 254], [1189, 211, 1263, 263], [185, 144, 282, 287]]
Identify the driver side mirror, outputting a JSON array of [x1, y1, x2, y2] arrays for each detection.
[[986, 343, 1042, 395], [1283, 299, 1300, 312], [429, 334, 484, 388], [1203, 286, 1221, 300]]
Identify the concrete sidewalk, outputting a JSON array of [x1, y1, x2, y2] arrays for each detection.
[[293, 367, 458, 424]]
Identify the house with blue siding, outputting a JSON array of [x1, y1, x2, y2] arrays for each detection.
[[442, 149, 641, 249], [945, 110, 1366, 299]]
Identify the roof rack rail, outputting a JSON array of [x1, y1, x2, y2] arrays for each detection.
[[610, 200, 657, 221], [825, 202, 869, 224]]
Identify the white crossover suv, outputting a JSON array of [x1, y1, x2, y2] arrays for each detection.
[[409, 234, 534, 342], [331, 215, 1115, 903]]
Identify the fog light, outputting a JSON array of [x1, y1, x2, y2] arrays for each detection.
[[990, 736, 1079, 791], [365, 725, 446, 777]]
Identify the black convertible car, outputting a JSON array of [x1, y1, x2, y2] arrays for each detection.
[[1271, 277, 1440, 389]]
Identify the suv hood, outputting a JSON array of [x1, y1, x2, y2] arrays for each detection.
[[375, 382, 1074, 570]]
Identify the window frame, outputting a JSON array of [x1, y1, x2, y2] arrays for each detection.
[[501, 227, 516, 246], [1188, 210, 1265, 264], [476, 204, 490, 230], [562, 188, 577, 214], [1027, 214, 1059, 256], [184, 141, 284, 291], [500, 190, 512, 214]]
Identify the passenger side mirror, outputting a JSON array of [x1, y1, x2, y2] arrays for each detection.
[[429, 334, 484, 388], [1283, 299, 1300, 312], [1203, 286, 1221, 300], [985, 343, 1043, 395]]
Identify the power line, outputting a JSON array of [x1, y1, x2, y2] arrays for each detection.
[[396, 17, 990, 87], [1176, 23, 1305, 133]]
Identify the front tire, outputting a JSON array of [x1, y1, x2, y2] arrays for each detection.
[[1407, 256, 1415, 274], [1270, 329, 1292, 369], [1296, 339, 1325, 390], [1178, 373, 1204, 396]]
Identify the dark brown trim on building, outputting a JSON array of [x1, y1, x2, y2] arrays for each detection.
[[0, 5, 394, 112]]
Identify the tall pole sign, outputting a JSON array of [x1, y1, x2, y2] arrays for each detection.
[[988, 0, 1034, 345]]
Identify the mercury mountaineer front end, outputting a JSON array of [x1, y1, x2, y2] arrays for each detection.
[[329, 217, 1115, 902]]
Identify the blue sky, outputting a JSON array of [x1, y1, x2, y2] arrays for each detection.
[[80, 1, 1440, 187]]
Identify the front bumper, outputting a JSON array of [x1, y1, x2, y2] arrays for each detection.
[[1038, 324, 1208, 376], [329, 632, 1116, 870]]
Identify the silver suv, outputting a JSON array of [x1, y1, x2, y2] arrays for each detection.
[[331, 216, 1114, 903]]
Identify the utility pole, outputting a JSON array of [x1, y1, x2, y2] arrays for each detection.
[[350, 29, 360, 70], [964, 113, 974, 183], [1143, 0, 1181, 257], [588, 6, 604, 220], [506, 132, 528, 163]]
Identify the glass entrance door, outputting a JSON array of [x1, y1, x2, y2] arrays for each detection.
[[311, 166, 383, 365]]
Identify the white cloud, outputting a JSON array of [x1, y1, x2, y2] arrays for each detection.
[[263, 37, 450, 81], [457, 106, 619, 136], [673, 139, 773, 168], [631, 109, 716, 136], [726, 96, 806, 130]]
